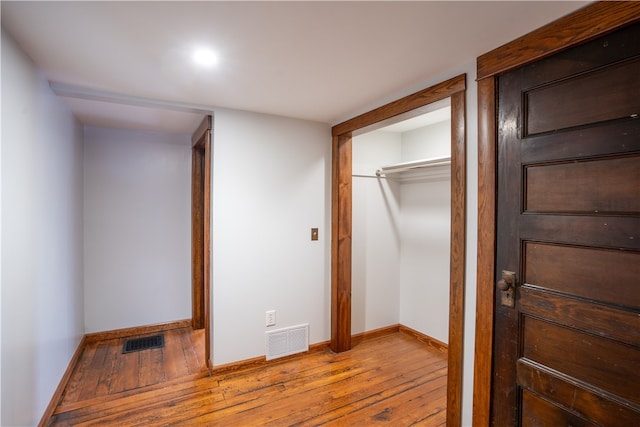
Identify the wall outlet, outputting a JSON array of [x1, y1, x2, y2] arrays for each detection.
[[266, 310, 276, 327]]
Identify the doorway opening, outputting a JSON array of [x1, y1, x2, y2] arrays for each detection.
[[331, 74, 466, 426], [191, 115, 212, 369], [49, 83, 214, 374], [351, 98, 452, 344]]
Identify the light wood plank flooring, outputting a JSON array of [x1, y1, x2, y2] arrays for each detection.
[[49, 328, 447, 426]]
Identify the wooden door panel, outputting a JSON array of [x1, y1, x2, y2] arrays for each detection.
[[519, 287, 640, 346], [523, 243, 640, 308], [525, 58, 640, 136], [521, 390, 597, 427], [522, 316, 640, 405], [493, 21, 640, 425], [518, 360, 640, 427], [521, 121, 640, 164], [525, 155, 640, 214], [513, 21, 640, 91], [520, 216, 640, 249]]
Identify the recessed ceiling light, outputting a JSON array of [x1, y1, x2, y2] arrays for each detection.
[[193, 48, 218, 67]]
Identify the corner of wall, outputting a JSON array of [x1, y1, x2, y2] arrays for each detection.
[[1, 27, 86, 426]]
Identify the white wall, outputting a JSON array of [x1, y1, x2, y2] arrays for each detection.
[[367, 64, 477, 427], [1, 30, 85, 426], [0, 53, 2, 427], [399, 120, 451, 343], [401, 64, 478, 427], [352, 131, 402, 334], [402, 120, 450, 161], [352, 89, 474, 424], [211, 109, 331, 365], [352, 120, 451, 342], [399, 176, 450, 342], [83, 126, 192, 333]]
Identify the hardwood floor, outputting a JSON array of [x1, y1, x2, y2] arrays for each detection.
[[48, 328, 447, 426], [59, 327, 207, 406]]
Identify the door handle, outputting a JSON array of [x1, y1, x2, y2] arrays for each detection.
[[498, 270, 516, 308], [497, 279, 511, 291]]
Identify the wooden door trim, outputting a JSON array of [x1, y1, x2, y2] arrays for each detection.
[[331, 73, 466, 426], [473, 76, 497, 427], [192, 114, 213, 146], [473, 3, 640, 425], [192, 115, 212, 368], [331, 133, 353, 353], [477, 2, 640, 80], [447, 88, 466, 426], [332, 75, 465, 137]]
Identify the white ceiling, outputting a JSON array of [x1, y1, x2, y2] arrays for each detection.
[[1, 1, 588, 134]]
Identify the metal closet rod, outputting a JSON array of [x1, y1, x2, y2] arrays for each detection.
[[375, 156, 451, 177], [352, 174, 383, 178]]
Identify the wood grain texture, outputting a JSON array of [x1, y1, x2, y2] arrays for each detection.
[[492, 20, 640, 425], [330, 135, 340, 352], [518, 359, 640, 426], [524, 59, 640, 136], [523, 243, 640, 308], [523, 316, 640, 405], [521, 121, 640, 165], [210, 325, 441, 374], [202, 128, 212, 366], [210, 341, 332, 376], [191, 114, 212, 146], [331, 74, 465, 137], [472, 76, 497, 427], [351, 324, 400, 346], [84, 319, 192, 343], [477, 2, 640, 80], [519, 286, 640, 347], [47, 331, 447, 426], [399, 325, 448, 353], [331, 73, 467, 425], [56, 326, 206, 411], [473, 5, 640, 425], [447, 87, 466, 427], [191, 115, 212, 367], [191, 144, 204, 329], [525, 156, 640, 215], [330, 134, 352, 353], [520, 389, 592, 427]]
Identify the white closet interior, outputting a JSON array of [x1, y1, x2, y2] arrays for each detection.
[[352, 100, 451, 343]]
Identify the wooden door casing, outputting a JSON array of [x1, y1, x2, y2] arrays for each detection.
[[331, 74, 467, 426], [191, 115, 212, 369], [493, 22, 640, 425]]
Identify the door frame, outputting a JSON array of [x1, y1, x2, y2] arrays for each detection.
[[331, 73, 466, 426], [473, 3, 640, 425], [192, 115, 212, 369]]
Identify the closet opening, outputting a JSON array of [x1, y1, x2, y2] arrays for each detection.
[[351, 98, 451, 348], [330, 74, 466, 426]]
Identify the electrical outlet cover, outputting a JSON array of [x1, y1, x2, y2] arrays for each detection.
[[266, 310, 276, 327]]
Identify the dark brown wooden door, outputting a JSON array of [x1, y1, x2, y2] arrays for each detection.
[[492, 23, 640, 426]]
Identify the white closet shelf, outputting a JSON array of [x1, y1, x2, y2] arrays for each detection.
[[375, 156, 451, 177]]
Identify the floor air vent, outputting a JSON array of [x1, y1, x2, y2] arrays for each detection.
[[266, 324, 309, 361], [123, 334, 165, 354]]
